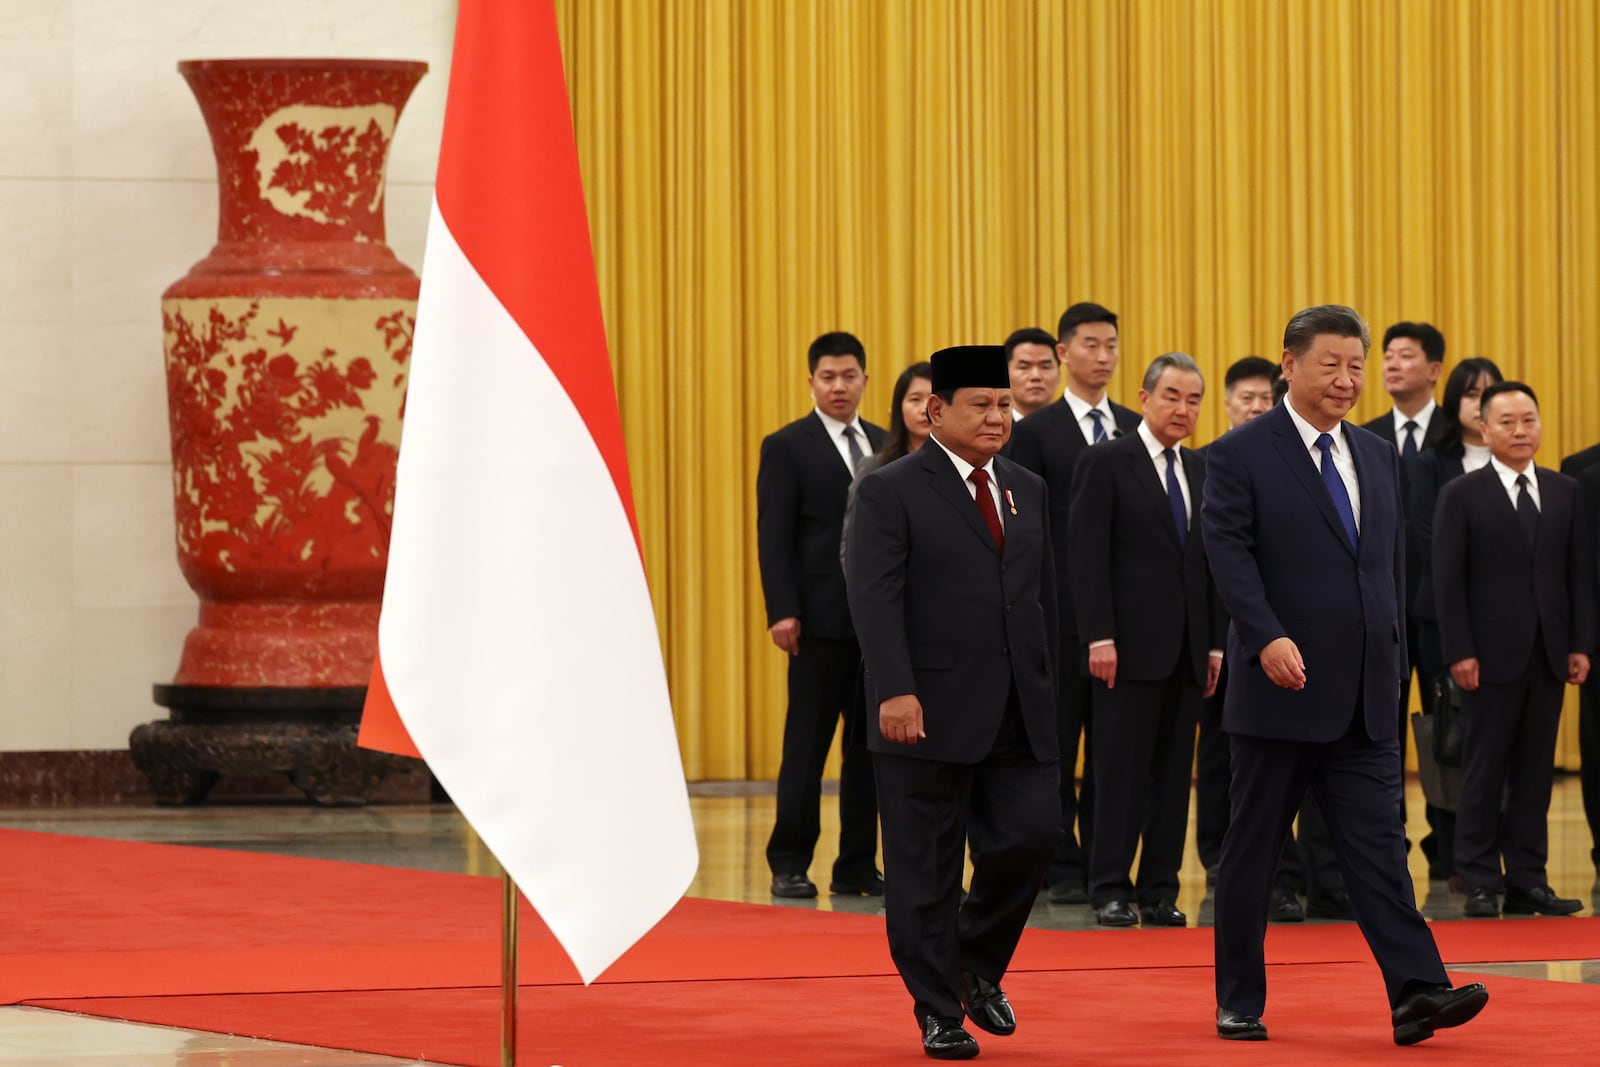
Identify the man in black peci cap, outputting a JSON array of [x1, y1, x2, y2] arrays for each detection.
[[846, 345, 1061, 1060]]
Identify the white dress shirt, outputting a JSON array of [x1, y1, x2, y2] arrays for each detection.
[[928, 433, 1004, 531], [1062, 390, 1118, 446], [1390, 398, 1437, 453], [1284, 398, 1361, 533], [1490, 455, 1541, 510], [1137, 421, 1191, 521], [1462, 442, 1492, 472], [814, 407, 869, 473]]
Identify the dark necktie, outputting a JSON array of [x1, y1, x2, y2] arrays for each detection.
[[1315, 432, 1359, 552], [1401, 419, 1420, 461], [1516, 473, 1539, 547], [1087, 408, 1108, 443], [969, 469, 1005, 551], [843, 425, 865, 473], [1163, 448, 1187, 545]]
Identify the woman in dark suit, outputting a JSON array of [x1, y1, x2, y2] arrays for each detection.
[[1410, 358, 1505, 684], [1407, 358, 1502, 883]]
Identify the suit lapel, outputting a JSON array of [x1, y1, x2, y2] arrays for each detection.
[[1476, 464, 1528, 550], [921, 443, 1000, 556], [1053, 404, 1090, 463], [1181, 447, 1205, 545], [1268, 408, 1355, 556], [1126, 442, 1182, 549], [863, 419, 886, 452], [803, 412, 853, 481], [1533, 467, 1560, 557], [1348, 428, 1378, 561]]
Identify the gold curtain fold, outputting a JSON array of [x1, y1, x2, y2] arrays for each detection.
[[552, 0, 1600, 779]]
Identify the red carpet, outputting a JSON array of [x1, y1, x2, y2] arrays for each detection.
[[8, 829, 1600, 1064], [32, 966, 1600, 1067]]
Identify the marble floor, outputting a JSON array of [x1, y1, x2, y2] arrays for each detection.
[[0, 776, 1595, 1064]]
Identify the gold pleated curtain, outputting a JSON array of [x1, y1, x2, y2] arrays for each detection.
[[552, 0, 1600, 779]]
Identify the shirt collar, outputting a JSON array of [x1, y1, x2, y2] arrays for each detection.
[[1136, 420, 1180, 463], [1062, 389, 1113, 427], [928, 432, 996, 485], [1490, 454, 1535, 489], [1392, 398, 1437, 437], [813, 406, 864, 439], [1283, 397, 1347, 455]]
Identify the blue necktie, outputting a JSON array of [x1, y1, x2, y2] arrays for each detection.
[[1088, 409, 1108, 443], [1163, 448, 1187, 545], [1315, 432, 1359, 552]]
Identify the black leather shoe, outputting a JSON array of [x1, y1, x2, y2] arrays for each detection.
[[1139, 899, 1186, 927], [958, 971, 1015, 1036], [1392, 982, 1489, 1045], [920, 1015, 979, 1060], [1503, 885, 1583, 915], [1267, 887, 1306, 923], [1216, 1008, 1267, 1041], [1306, 890, 1354, 920], [829, 870, 885, 897], [1463, 887, 1499, 918], [1095, 900, 1139, 927], [770, 873, 817, 899], [1047, 882, 1089, 905]]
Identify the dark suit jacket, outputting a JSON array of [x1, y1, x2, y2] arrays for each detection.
[[757, 412, 885, 640], [1561, 442, 1600, 476], [1006, 396, 1140, 642], [1067, 433, 1223, 685], [1201, 404, 1407, 743], [1406, 448, 1467, 624], [1576, 464, 1600, 630], [1363, 409, 1447, 620], [845, 443, 1057, 764], [1432, 464, 1595, 684]]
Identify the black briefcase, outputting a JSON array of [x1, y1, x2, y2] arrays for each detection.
[[1429, 675, 1464, 768]]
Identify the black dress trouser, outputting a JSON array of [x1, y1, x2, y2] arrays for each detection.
[[1089, 671, 1198, 907], [1216, 708, 1446, 1016], [766, 636, 879, 880], [1454, 656, 1565, 893], [874, 697, 1060, 1022], [1045, 635, 1094, 891]]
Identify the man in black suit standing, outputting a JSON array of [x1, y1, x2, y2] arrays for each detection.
[[1362, 321, 1450, 869], [1434, 382, 1593, 918], [757, 331, 886, 900], [1561, 444, 1600, 887], [1069, 352, 1223, 928], [1203, 304, 1487, 1046], [847, 345, 1060, 1060], [1008, 302, 1140, 904]]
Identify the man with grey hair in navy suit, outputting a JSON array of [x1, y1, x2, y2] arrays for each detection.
[[1202, 305, 1487, 1046]]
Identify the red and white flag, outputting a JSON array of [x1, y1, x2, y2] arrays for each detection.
[[360, 0, 698, 983]]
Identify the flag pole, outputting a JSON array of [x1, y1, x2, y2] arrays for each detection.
[[501, 869, 518, 1066]]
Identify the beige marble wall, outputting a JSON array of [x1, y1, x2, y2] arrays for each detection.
[[0, 0, 453, 751]]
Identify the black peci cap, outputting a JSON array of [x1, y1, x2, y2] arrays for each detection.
[[929, 345, 1010, 393]]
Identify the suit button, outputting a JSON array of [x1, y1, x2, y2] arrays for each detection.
[[1006, 604, 1013, 614]]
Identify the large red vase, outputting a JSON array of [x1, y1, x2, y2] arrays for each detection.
[[163, 58, 426, 688], [136, 59, 427, 805]]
